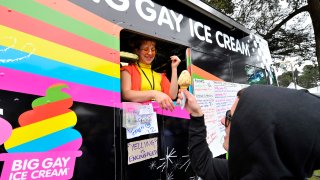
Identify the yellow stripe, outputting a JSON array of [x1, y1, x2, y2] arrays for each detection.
[[0, 25, 119, 78], [4, 111, 76, 149]]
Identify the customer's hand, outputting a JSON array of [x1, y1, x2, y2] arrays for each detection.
[[177, 89, 203, 117]]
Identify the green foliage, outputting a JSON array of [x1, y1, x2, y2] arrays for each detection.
[[203, 0, 320, 75], [297, 65, 319, 88], [308, 170, 320, 180], [277, 71, 293, 87], [201, 0, 235, 14]]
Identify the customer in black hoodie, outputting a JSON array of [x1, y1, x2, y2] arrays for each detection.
[[178, 85, 320, 179]]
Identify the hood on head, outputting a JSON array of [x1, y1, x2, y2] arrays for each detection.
[[228, 85, 320, 179]]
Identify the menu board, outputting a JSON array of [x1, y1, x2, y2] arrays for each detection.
[[193, 79, 248, 157]]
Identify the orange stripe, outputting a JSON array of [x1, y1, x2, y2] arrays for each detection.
[[18, 98, 73, 126], [0, 6, 120, 64], [35, 0, 122, 38], [191, 65, 224, 81]]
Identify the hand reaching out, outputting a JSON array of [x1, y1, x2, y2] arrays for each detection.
[[154, 91, 175, 111], [177, 89, 203, 117]]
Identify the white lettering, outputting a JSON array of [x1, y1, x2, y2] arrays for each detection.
[[230, 36, 236, 51], [104, 0, 129, 11], [215, 31, 250, 56], [136, 0, 156, 22], [31, 168, 68, 178], [157, 6, 174, 30], [169, 10, 183, 32], [194, 22, 205, 41], [204, 25, 212, 43], [52, 158, 63, 168], [41, 157, 70, 169], [223, 34, 231, 50], [12, 159, 39, 171], [12, 160, 22, 171], [189, 18, 194, 37], [62, 157, 71, 167], [216, 31, 224, 48], [9, 171, 27, 180], [243, 43, 250, 56], [42, 158, 53, 169], [236, 39, 243, 54]]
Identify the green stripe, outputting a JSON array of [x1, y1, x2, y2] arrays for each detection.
[[186, 56, 191, 67], [0, 0, 119, 51], [192, 74, 204, 80], [32, 84, 70, 108]]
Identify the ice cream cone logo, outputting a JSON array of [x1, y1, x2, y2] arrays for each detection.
[[0, 83, 82, 180]]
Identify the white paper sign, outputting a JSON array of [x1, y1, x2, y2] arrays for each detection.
[[126, 112, 158, 139], [193, 79, 247, 157], [0, 108, 3, 115], [127, 137, 158, 164]]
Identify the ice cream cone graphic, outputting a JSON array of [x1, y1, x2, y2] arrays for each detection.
[[0, 84, 82, 180]]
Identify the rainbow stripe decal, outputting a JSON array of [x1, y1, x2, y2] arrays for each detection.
[[0, 0, 121, 107], [0, 0, 190, 118]]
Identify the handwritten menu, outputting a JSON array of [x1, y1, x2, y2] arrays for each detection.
[[193, 79, 248, 157]]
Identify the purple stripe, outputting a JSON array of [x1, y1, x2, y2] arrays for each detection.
[[0, 67, 121, 107]]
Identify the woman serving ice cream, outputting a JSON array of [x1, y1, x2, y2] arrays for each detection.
[[121, 36, 181, 111]]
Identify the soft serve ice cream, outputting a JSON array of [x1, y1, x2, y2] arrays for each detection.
[[178, 70, 191, 109], [0, 83, 82, 180]]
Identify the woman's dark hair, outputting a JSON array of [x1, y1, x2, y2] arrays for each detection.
[[129, 36, 156, 51]]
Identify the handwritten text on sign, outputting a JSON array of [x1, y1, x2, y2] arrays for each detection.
[[128, 137, 158, 164], [193, 79, 245, 157]]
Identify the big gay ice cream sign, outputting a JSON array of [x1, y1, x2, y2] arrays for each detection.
[[0, 84, 82, 180]]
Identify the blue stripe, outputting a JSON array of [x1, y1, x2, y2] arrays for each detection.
[[0, 46, 120, 92], [7, 128, 82, 152]]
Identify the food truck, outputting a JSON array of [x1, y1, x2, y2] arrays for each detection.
[[0, 0, 276, 179]]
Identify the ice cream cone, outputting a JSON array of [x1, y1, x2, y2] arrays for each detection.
[[178, 70, 191, 89]]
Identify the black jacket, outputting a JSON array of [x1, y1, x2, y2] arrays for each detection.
[[189, 115, 229, 180], [189, 85, 320, 179]]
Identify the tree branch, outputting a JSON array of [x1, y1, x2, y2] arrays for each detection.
[[263, 5, 309, 39]]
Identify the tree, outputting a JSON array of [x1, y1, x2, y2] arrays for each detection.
[[277, 71, 293, 87], [203, 0, 320, 75], [201, 0, 235, 14], [297, 65, 319, 88]]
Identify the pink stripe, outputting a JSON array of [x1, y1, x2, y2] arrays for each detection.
[[0, 6, 120, 64], [0, 68, 189, 119], [151, 102, 190, 119], [50, 139, 82, 151], [0, 67, 121, 107], [35, 0, 122, 38]]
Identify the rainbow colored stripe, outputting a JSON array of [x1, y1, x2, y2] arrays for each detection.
[[0, 0, 121, 108], [0, 0, 221, 119]]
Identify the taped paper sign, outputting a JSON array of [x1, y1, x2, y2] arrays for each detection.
[[193, 79, 248, 157], [127, 137, 158, 165], [122, 102, 158, 139], [126, 112, 158, 139]]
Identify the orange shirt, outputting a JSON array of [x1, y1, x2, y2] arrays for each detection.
[[121, 63, 171, 96]]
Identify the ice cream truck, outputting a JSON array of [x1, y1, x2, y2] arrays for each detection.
[[0, 0, 276, 179]]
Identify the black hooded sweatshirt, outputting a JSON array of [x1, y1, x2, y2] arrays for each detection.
[[189, 85, 320, 180]]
